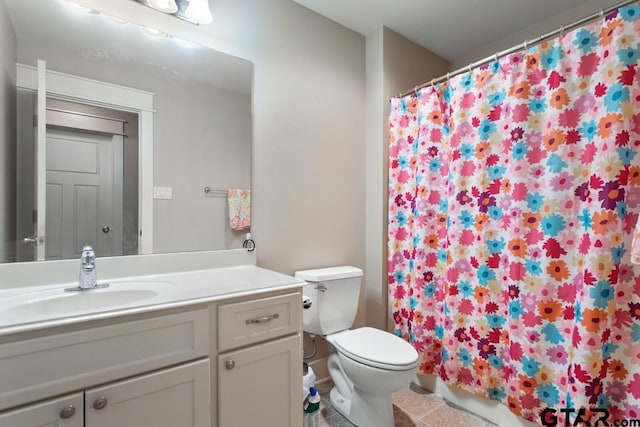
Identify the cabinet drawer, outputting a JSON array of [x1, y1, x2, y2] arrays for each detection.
[[218, 293, 301, 352], [0, 309, 209, 411], [0, 392, 84, 427]]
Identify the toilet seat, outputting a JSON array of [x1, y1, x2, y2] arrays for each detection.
[[330, 327, 419, 371]]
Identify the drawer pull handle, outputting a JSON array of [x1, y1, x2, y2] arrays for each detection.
[[93, 397, 108, 410], [245, 313, 279, 325], [226, 359, 235, 370], [59, 405, 76, 419]]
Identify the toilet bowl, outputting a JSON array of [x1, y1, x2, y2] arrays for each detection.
[[295, 266, 419, 427], [326, 328, 419, 427]]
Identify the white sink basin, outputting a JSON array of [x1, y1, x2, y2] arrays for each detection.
[[0, 281, 177, 323]]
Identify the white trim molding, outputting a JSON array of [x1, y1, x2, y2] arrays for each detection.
[[17, 63, 155, 254]]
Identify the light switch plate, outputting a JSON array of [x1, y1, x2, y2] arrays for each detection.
[[153, 186, 173, 200]]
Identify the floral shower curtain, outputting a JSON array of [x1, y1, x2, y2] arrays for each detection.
[[388, 5, 640, 424]]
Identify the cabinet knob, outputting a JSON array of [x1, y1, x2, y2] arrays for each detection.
[[225, 359, 235, 370], [93, 396, 108, 410], [59, 405, 76, 419]]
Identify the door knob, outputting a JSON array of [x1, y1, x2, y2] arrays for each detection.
[[102, 226, 110, 233], [23, 235, 39, 245]]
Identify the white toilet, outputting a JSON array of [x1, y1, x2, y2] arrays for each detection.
[[296, 266, 419, 427]]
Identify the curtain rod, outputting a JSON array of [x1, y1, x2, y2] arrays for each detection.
[[396, 0, 638, 99]]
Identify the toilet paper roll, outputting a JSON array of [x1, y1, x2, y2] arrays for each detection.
[[303, 296, 312, 309]]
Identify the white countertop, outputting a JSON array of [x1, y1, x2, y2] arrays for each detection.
[[0, 265, 304, 336]]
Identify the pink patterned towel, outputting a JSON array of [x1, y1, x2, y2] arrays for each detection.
[[228, 189, 251, 231], [633, 217, 640, 265]]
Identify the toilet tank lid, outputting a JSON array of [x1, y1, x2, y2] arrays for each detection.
[[294, 266, 363, 282]]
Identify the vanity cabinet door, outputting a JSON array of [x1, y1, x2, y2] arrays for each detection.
[[0, 392, 83, 427], [85, 359, 210, 427], [218, 334, 302, 427]]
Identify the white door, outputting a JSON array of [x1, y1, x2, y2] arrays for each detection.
[[31, 59, 47, 261], [85, 359, 210, 427], [45, 128, 123, 259], [218, 335, 303, 427], [15, 89, 38, 262], [0, 393, 83, 427]]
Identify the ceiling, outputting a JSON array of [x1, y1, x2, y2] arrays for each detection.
[[292, 0, 621, 61]]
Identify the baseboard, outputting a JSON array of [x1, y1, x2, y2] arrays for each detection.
[[308, 356, 329, 383]]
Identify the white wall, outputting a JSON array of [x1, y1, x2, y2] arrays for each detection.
[[152, 84, 251, 253], [241, 0, 366, 279], [0, 0, 17, 262], [365, 28, 385, 333]]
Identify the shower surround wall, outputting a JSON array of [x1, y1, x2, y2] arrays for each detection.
[[389, 5, 640, 425]]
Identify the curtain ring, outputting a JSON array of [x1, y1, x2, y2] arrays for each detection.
[[431, 78, 435, 87], [600, 9, 604, 21], [446, 72, 450, 81], [524, 40, 529, 50], [467, 63, 472, 73], [414, 86, 418, 95], [560, 25, 565, 35]]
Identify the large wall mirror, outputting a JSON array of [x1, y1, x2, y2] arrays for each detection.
[[0, 0, 252, 264]]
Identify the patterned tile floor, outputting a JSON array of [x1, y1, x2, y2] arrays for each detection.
[[303, 381, 496, 427]]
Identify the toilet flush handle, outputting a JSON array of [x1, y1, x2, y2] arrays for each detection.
[[315, 285, 327, 292]]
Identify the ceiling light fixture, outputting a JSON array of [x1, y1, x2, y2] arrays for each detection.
[[134, 0, 212, 25], [183, 0, 213, 25], [144, 0, 178, 14]]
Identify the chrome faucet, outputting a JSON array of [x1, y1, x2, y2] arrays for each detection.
[[66, 245, 109, 292], [79, 245, 97, 289]]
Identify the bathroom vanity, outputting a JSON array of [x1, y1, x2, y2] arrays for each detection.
[[0, 251, 304, 427]]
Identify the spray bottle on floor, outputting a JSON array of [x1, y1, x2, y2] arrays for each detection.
[[303, 387, 320, 413]]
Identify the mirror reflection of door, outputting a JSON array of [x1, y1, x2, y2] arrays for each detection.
[[15, 59, 46, 262], [14, 89, 37, 263], [44, 101, 137, 260], [46, 128, 123, 260], [14, 62, 143, 263], [15, 96, 139, 261]]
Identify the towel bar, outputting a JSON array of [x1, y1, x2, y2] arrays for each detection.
[[204, 186, 227, 195]]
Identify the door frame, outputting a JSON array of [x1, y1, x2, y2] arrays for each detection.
[[16, 63, 155, 254]]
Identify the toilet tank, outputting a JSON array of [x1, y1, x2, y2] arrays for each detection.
[[295, 266, 363, 336]]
